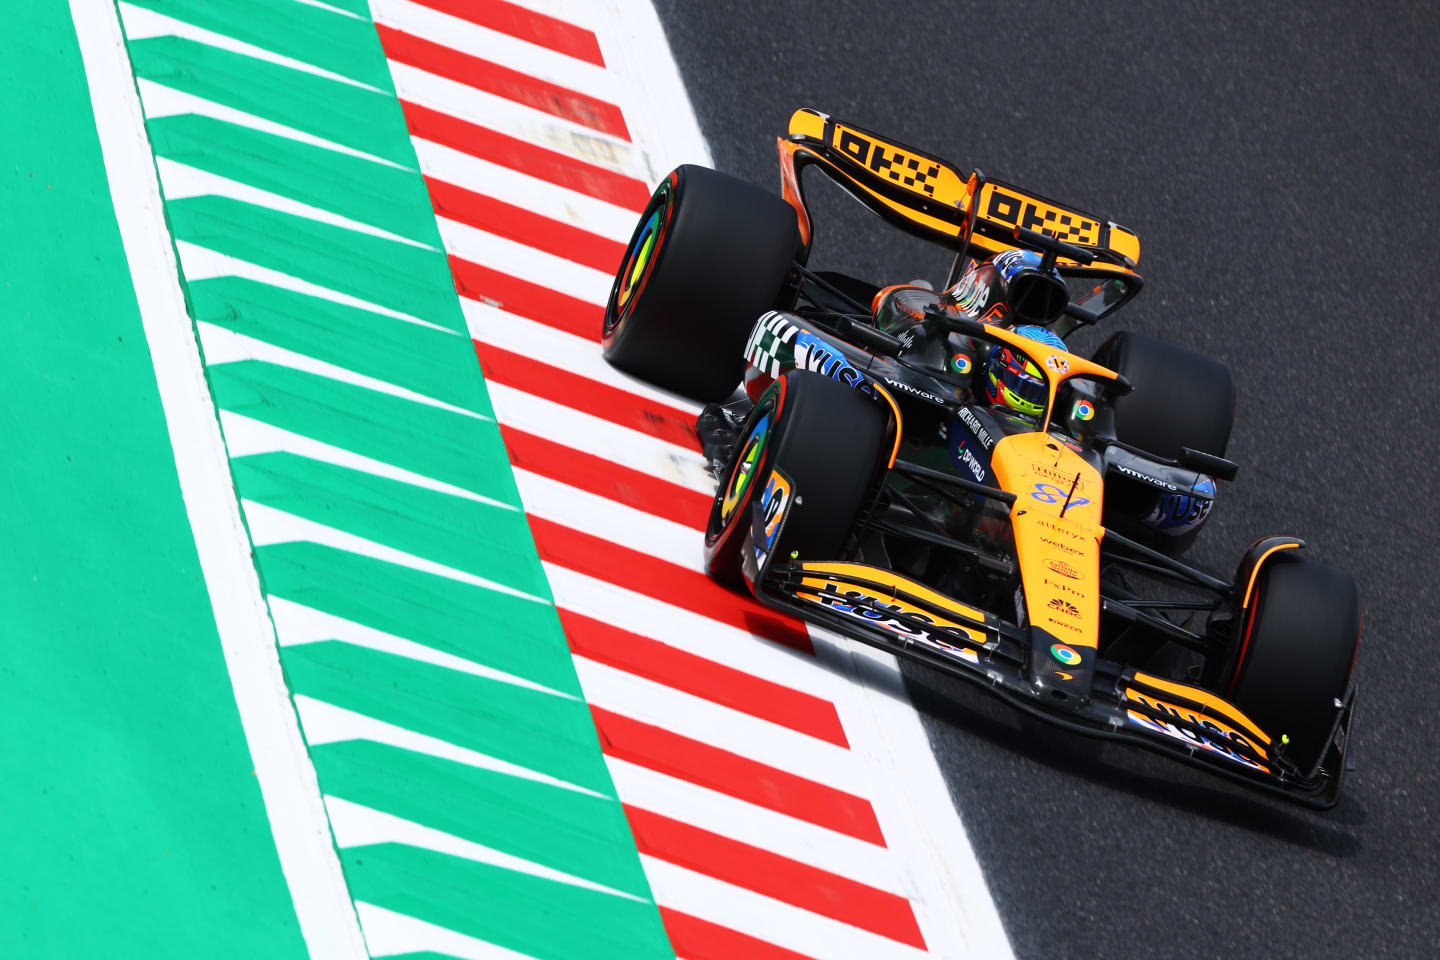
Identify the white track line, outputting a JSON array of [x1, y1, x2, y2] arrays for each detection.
[[71, 2, 368, 956]]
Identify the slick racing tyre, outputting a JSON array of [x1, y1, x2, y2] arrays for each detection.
[[602, 164, 799, 402], [704, 370, 889, 584], [1093, 331, 1235, 461], [1222, 553, 1360, 776]]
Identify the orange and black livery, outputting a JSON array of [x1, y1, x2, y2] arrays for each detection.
[[600, 108, 1360, 808]]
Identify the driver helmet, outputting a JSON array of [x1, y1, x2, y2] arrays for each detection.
[[985, 325, 1067, 417]]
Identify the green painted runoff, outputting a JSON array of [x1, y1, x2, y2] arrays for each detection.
[[0, 5, 309, 957]]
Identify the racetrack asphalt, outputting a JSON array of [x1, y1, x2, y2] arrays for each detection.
[[650, 2, 1440, 957]]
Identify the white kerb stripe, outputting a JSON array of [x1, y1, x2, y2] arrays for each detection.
[[807, 623, 1016, 958], [370, 0, 621, 103], [584, 0, 711, 182], [387, 61, 647, 182], [541, 564, 836, 700], [461, 299, 703, 416], [436, 215, 612, 306], [69, 2, 367, 956], [639, 856, 930, 960], [604, 757, 909, 897], [582, 0, 1015, 953], [573, 655, 866, 796], [513, 468, 697, 571], [414, 139, 637, 243], [485, 381, 714, 494]]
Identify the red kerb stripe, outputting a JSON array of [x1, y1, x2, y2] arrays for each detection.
[[402, 101, 649, 211], [378, 24, 629, 140], [426, 176, 625, 275], [474, 340, 698, 451], [624, 805, 924, 949], [527, 515, 813, 654], [497, 426, 711, 529], [658, 908, 821, 960], [407, 0, 605, 66], [593, 707, 879, 843], [449, 254, 600, 339], [564, 610, 847, 747]]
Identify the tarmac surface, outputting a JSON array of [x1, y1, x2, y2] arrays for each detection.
[[651, 2, 1440, 956]]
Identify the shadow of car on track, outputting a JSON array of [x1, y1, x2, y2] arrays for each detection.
[[900, 666, 1366, 858]]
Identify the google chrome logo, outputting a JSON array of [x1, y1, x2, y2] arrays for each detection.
[[1050, 643, 1081, 666]]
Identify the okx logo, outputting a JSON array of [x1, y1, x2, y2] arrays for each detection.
[[979, 183, 1101, 247], [830, 124, 961, 203]]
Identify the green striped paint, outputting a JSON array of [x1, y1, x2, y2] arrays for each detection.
[[0, 5, 307, 956], [128, 0, 395, 91], [261, 545, 584, 695], [148, 117, 438, 243], [114, 0, 676, 955], [343, 844, 672, 960]]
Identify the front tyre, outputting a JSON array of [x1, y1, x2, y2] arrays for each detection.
[[602, 165, 799, 402], [704, 371, 889, 584], [1223, 553, 1360, 776]]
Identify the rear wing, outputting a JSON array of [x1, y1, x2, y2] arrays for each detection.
[[780, 108, 1143, 298]]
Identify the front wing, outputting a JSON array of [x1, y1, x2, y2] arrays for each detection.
[[738, 488, 1354, 809]]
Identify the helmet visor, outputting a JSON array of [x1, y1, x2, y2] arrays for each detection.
[[990, 347, 1049, 414]]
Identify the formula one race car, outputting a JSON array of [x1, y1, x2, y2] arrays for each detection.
[[600, 108, 1360, 807]]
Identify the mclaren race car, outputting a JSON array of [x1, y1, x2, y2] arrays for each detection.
[[600, 108, 1360, 807]]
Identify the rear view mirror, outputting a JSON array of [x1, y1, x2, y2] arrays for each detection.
[[1179, 446, 1239, 482]]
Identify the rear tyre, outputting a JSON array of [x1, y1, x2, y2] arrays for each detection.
[[602, 165, 799, 402], [1093, 331, 1235, 460], [704, 371, 889, 583], [1224, 554, 1360, 775]]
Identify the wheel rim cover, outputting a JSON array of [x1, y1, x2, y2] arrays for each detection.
[[720, 413, 771, 522]]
